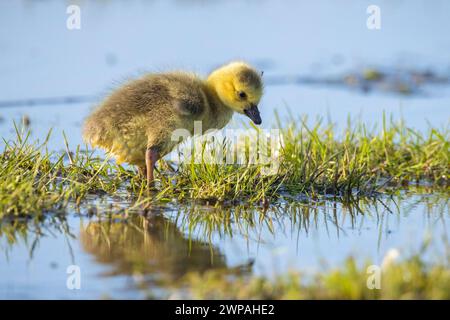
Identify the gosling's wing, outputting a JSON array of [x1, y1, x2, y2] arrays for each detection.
[[174, 95, 204, 116], [90, 73, 206, 120], [162, 73, 206, 117]]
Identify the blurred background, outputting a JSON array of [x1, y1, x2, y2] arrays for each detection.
[[0, 0, 449, 149]]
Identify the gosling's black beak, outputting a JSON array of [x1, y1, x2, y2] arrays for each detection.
[[244, 104, 262, 125]]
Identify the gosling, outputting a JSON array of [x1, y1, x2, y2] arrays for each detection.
[[83, 61, 264, 184]]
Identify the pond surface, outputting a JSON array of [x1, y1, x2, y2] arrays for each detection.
[[1, 189, 448, 299], [0, 0, 449, 299]]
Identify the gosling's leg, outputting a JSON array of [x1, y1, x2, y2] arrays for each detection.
[[145, 147, 159, 185]]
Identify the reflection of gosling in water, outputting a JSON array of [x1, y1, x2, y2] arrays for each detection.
[[83, 61, 264, 184], [80, 215, 227, 280]]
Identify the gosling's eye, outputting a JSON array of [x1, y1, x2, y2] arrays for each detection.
[[238, 91, 247, 99]]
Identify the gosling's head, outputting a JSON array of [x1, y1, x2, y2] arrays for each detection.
[[208, 61, 264, 125]]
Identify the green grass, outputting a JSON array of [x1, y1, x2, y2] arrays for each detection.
[[148, 114, 449, 205], [0, 115, 449, 218], [0, 124, 125, 218]]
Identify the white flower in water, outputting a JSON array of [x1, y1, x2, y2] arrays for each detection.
[[381, 248, 400, 270], [272, 246, 288, 256], [132, 272, 145, 283]]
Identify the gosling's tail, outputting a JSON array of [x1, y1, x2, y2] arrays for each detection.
[[82, 114, 109, 149]]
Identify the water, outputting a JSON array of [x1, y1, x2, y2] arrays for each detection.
[[1, 190, 448, 299], [0, 0, 449, 299]]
